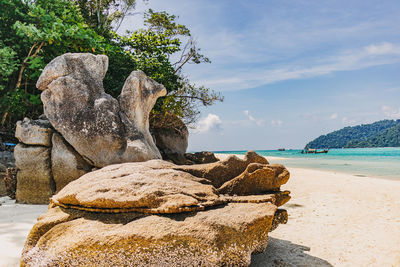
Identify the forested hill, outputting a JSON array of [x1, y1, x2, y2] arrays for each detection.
[[305, 119, 400, 149]]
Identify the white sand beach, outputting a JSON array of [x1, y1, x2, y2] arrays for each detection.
[[1, 154, 400, 266]]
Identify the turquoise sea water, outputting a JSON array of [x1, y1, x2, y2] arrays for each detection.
[[214, 148, 400, 180]]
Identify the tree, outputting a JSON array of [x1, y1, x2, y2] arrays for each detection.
[[0, 0, 116, 128], [115, 9, 223, 126], [74, 0, 138, 34], [0, 0, 222, 132]]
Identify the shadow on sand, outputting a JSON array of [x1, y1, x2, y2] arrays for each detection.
[[251, 237, 333, 267]]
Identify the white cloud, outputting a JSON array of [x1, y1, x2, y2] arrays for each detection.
[[194, 114, 222, 133], [243, 110, 265, 126], [195, 42, 400, 91], [382, 105, 400, 119], [330, 113, 338, 119], [365, 42, 400, 55], [271, 120, 283, 127]]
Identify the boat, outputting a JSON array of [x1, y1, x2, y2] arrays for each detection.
[[278, 148, 286, 151], [301, 148, 329, 154]]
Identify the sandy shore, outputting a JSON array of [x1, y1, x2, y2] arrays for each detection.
[[1, 155, 400, 266], [217, 154, 400, 266], [0, 197, 47, 267]]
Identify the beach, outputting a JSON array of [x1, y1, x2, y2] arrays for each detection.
[[1, 154, 400, 266]]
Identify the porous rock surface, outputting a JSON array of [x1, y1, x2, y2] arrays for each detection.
[[37, 53, 166, 168], [51, 160, 223, 214], [21, 151, 291, 266]]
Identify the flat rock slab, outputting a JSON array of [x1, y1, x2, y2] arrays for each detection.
[[51, 160, 223, 214], [21, 203, 277, 266]]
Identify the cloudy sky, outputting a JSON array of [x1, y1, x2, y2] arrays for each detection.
[[122, 0, 400, 151]]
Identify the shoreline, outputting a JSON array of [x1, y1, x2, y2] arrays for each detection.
[[1, 157, 400, 266], [215, 153, 399, 182]]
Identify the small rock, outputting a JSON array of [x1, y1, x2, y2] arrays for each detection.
[[15, 117, 53, 147]]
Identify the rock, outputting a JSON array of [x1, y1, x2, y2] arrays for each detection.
[[150, 113, 189, 165], [37, 53, 166, 168], [3, 167, 17, 199], [218, 163, 290, 195], [14, 144, 54, 204], [22, 203, 278, 266], [185, 151, 219, 164], [0, 173, 6, 197], [118, 71, 166, 160], [175, 150, 270, 188], [51, 133, 92, 193], [22, 152, 290, 266], [51, 160, 224, 214], [15, 118, 53, 147]]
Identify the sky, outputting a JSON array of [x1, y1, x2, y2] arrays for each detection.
[[121, 0, 400, 151]]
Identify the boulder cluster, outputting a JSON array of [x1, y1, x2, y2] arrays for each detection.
[[16, 53, 292, 266], [14, 53, 167, 204]]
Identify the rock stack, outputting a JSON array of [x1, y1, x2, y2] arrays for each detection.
[[14, 53, 167, 203]]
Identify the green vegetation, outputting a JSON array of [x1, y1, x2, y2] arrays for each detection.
[[305, 120, 400, 149], [0, 0, 222, 131]]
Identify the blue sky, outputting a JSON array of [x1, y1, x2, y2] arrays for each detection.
[[122, 0, 400, 151]]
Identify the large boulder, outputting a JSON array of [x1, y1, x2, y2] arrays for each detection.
[[150, 113, 189, 165], [22, 152, 291, 266], [37, 53, 166, 168], [15, 118, 53, 147], [22, 203, 277, 266], [14, 144, 54, 203], [51, 133, 93, 193]]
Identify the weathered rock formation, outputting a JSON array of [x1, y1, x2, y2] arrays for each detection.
[[13, 53, 168, 203], [175, 151, 270, 188], [21, 151, 291, 266], [37, 53, 166, 167]]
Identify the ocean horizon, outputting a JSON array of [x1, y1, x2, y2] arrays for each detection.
[[214, 147, 400, 180]]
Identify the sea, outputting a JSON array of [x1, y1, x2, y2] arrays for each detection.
[[214, 147, 400, 180]]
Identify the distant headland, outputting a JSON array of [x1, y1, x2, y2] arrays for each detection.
[[305, 119, 400, 149]]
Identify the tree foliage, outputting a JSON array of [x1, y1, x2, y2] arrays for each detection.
[[305, 120, 400, 149], [0, 0, 222, 131]]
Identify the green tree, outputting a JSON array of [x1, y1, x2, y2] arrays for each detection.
[[0, 0, 126, 127], [0, 0, 222, 132], [74, 0, 138, 34], [115, 9, 223, 125]]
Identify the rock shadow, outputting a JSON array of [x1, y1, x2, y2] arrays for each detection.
[[251, 237, 333, 267]]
